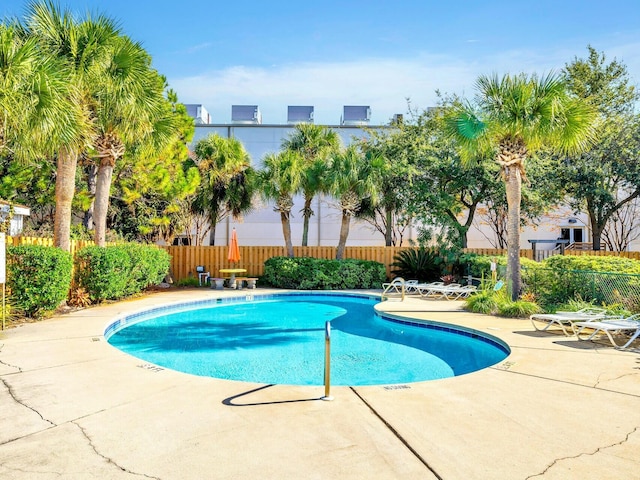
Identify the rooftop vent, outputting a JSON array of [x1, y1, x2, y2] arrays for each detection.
[[341, 105, 371, 125], [287, 106, 314, 124], [232, 105, 262, 124], [184, 104, 211, 125]]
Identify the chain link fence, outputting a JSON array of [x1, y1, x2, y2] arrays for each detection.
[[523, 267, 640, 312]]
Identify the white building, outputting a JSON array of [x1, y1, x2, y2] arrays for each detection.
[[0, 200, 31, 236]]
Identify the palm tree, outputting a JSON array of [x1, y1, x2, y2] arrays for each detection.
[[0, 21, 80, 164], [281, 124, 340, 246], [25, 1, 118, 251], [259, 150, 303, 257], [326, 145, 386, 260], [92, 36, 172, 246], [193, 134, 255, 245], [447, 73, 596, 299]]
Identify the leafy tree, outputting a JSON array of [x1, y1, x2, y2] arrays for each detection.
[[559, 46, 640, 250], [281, 123, 340, 246], [258, 150, 303, 257], [447, 73, 596, 299], [357, 124, 418, 246], [193, 134, 255, 245], [326, 145, 385, 260], [106, 93, 198, 244]]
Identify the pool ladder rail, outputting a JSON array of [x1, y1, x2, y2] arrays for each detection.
[[381, 277, 406, 302]]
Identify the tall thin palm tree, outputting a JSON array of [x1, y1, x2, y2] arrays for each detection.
[[326, 145, 386, 260], [193, 134, 255, 245], [281, 124, 340, 246], [259, 150, 303, 257], [0, 21, 80, 163], [447, 73, 596, 299], [92, 36, 172, 246], [25, 0, 118, 251]]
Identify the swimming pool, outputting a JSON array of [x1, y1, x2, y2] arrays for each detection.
[[106, 293, 509, 386]]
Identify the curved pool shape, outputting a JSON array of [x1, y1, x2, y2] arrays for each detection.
[[106, 293, 509, 386]]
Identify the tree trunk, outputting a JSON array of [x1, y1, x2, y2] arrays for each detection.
[[591, 225, 603, 251], [505, 166, 522, 301], [208, 220, 217, 246], [384, 208, 393, 246], [93, 163, 114, 247], [301, 195, 313, 247], [53, 146, 78, 252], [459, 226, 469, 249], [281, 211, 294, 257], [336, 212, 351, 260], [83, 164, 98, 230]]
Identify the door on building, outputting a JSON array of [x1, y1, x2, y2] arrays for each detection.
[[560, 227, 584, 244]]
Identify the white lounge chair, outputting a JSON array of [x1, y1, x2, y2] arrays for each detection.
[[574, 313, 640, 349], [414, 282, 444, 296], [382, 277, 406, 294], [530, 308, 608, 336], [419, 283, 463, 300]]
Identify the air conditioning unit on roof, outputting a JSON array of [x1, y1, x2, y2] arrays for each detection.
[[232, 105, 262, 124], [287, 106, 314, 124], [341, 105, 371, 125]]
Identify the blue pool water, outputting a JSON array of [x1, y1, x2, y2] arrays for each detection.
[[106, 293, 509, 386]]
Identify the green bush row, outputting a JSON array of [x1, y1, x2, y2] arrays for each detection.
[[7, 245, 73, 317], [76, 244, 170, 302], [262, 257, 386, 289], [6, 243, 170, 317]]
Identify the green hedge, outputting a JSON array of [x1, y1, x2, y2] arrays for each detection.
[[7, 244, 73, 317], [542, 254, 640, 274], [262, 257, 386, 289], [530, 255, 640, 308], [76, 244, 169, 302]]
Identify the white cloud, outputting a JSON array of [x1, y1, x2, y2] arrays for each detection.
[[168, 42, 640, 125]]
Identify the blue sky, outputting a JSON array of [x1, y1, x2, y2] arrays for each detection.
[[3, 1, 640, 124]]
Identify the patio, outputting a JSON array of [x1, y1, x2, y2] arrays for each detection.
[[0, 289, 638, 479]]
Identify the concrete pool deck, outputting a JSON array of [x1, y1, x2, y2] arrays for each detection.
[[0, 288, 638, 479]]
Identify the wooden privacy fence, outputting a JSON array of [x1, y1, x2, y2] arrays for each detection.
[[164, 245, 409, 281], [7, 236, 99, 257]]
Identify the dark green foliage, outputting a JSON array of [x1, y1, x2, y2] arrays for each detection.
[[543, 255, 640, 274], [465, 286, 540, 317], [76, 244, 169, 301], [465, 289, 500, 314], [262, 257, 386, 289], [7, 245, 73, 317], [120, 244, 170, 295], [528, 255, 640, 309], [390, 248, 445, 282]]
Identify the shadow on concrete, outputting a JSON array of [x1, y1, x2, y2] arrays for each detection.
[[222, 384, 322, 407]]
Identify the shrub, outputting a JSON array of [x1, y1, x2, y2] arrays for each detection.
[[175, 277, 200, 287], [120, 244, 170, 295], [263, 257, 386, 289], [7, 245, 73, 317], [465, 282, 541, 318], [465, 289, 500, 314], [76, 244, 170, 302], [390, 248, 446, 282], [496, 299, 541, 318]]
